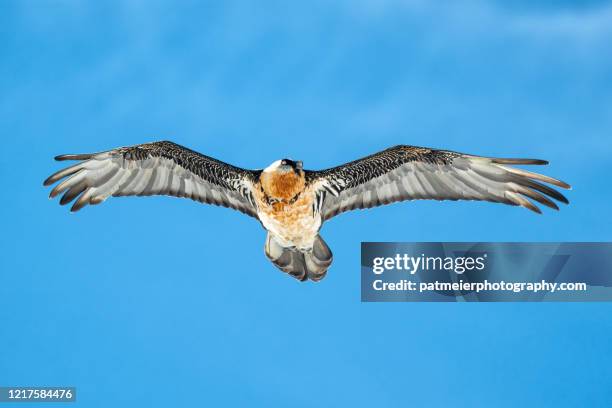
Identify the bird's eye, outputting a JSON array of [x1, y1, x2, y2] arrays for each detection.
[[281, 160, 288, 165]]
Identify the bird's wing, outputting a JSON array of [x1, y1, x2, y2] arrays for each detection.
[[306, 145, 570, 221], [44, 141, 260, 217]]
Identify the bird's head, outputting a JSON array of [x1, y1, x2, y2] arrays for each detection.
[[261, 159, 305, 201], [264, 159, 304, 176]]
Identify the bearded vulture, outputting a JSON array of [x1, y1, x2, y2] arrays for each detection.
[[44, 141, 570, 282]]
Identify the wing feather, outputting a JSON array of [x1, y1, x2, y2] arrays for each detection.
[[306, 145, 570, 220], [44, 141, 260, 217]]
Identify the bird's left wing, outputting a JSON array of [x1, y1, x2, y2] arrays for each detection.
[[306, 145, 570, 220], [44, 141, 260, 217]]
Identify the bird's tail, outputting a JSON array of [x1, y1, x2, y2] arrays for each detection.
[[264, 234, 333, 282]]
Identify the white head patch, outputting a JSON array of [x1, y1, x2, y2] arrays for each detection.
[[263, 160, 284, 173]]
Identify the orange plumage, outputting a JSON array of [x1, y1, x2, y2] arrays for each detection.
[[260, 170, 305, 202]]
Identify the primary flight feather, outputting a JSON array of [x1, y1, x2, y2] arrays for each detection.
[[44, 141, 570, 281]]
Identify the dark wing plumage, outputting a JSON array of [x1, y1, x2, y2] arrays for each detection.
[[306, 145, 570, 220], [44, 141, 260, 216]]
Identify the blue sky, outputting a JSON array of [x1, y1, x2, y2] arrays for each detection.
[[1, 1, 611, 406]]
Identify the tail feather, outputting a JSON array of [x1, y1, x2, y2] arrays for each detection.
[[265, 234, 333, 282], [264, 234, 308, 281], [307, 235, 333, 281]]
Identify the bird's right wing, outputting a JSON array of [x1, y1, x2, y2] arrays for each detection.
[[44, 141, 260, 217]]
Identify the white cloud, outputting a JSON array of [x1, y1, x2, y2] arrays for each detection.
[[346, 0, 612, 44], [511, 4, 612, 41]]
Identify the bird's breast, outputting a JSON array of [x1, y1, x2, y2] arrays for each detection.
[[255, 190, 321, 250]]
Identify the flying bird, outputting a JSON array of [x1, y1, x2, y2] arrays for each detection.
[[44, 141, 570, 281]]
